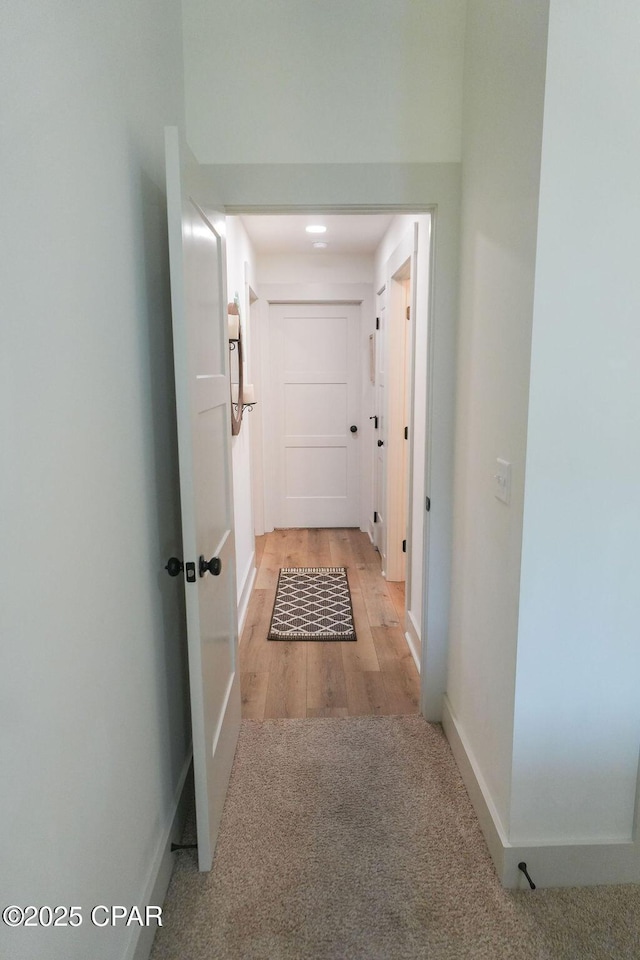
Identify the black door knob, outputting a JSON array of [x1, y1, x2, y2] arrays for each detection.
[[165, 557, 184, 577], [377, 439, 384, 447], [350, 425, 358, 433], [199, 555, 222, 578]]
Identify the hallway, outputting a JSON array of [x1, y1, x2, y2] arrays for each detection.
[[240, 528, 420, 719]]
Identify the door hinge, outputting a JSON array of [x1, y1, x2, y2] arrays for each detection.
[[406, 305, 411, 321], [404, 426, 408, 440], [369, 415, 379, 429], [425, 497, 431, 512], [402, 539, 407, 553], [375, 317, 380, 330], [374, 511, 378, 523]]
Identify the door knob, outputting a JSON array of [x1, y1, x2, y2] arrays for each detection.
[[199, 555, 222, 578], [377, 439, 384, 447], [165, 557, 184, 577], [350, 425, 358, 433]]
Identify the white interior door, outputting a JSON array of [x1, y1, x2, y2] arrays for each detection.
[[270, 303, 361, 528], [373, 291, 386, 565], [165, 127, 241, 872]]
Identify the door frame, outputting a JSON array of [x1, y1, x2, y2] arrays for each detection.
[[221, 202, 446, 723], [373, 284, 387, 563], [383, 227, 417, 584], [255, 283, 374, 534]]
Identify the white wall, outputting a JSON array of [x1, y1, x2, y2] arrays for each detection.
[[225, 218, 258, 627], [183, 0, 466, 164], [0, 3, 189, 959], [446, 0, 550, 832], [511, 0, 640, 845], [375, 218, 422, 276], [258, 253, 373, 286], [446, 0, 640, 888]]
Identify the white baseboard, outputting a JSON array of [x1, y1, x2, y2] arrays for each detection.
[[442, 696, 640, 889], [501, 836, 640, 889], [405, 609, 421, 672], [441, 696, 508, 881], [237, 552, 257, 638], [126, 750, 193, 960]]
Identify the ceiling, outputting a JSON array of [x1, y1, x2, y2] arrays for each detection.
[[239, 214, 395, 256]]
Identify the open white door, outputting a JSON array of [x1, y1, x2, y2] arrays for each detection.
[[165, 127, 241, 872]]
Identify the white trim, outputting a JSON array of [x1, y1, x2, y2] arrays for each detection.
[[126, 750, 193, 960], [259, 297, 274, 533], [418, 211, 443, 722], [443, 696, 640, 889], [383, 230, 414, 582], [403, 224, 420, 615], [259, 281, 371, 304], [404, 631, 421, 674], [247, 281, 266, 538], [215, 188, 457, 726], [237, 553, 257, 637], [225, 204, 436, 216], [501, 838, 640, 890], [442, 695, 509, 879], [405, 609, 421, 672]]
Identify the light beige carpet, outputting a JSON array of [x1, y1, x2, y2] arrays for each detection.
[[150, 717, 640, 960]]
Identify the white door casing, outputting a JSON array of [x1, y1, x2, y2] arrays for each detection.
[[385, 262, 411, 582], [373, 289, 386, 564], [269, 303, 361, 528], [165, 127, 241, 872], [384, 227, 417, 583]]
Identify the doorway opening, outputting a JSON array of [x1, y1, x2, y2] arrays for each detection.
[[223, 211, 433, 720]]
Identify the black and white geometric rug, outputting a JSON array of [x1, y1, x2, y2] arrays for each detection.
[[267, 567, 357, 641]]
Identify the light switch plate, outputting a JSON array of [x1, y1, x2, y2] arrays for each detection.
[[493, 458, 511, 504]]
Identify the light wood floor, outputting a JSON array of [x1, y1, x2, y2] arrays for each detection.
[[239, 528, 420, 719]]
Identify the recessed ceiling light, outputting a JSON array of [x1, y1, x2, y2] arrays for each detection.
[[312, 241, 328, 249], [305, 225, 327, 234]]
